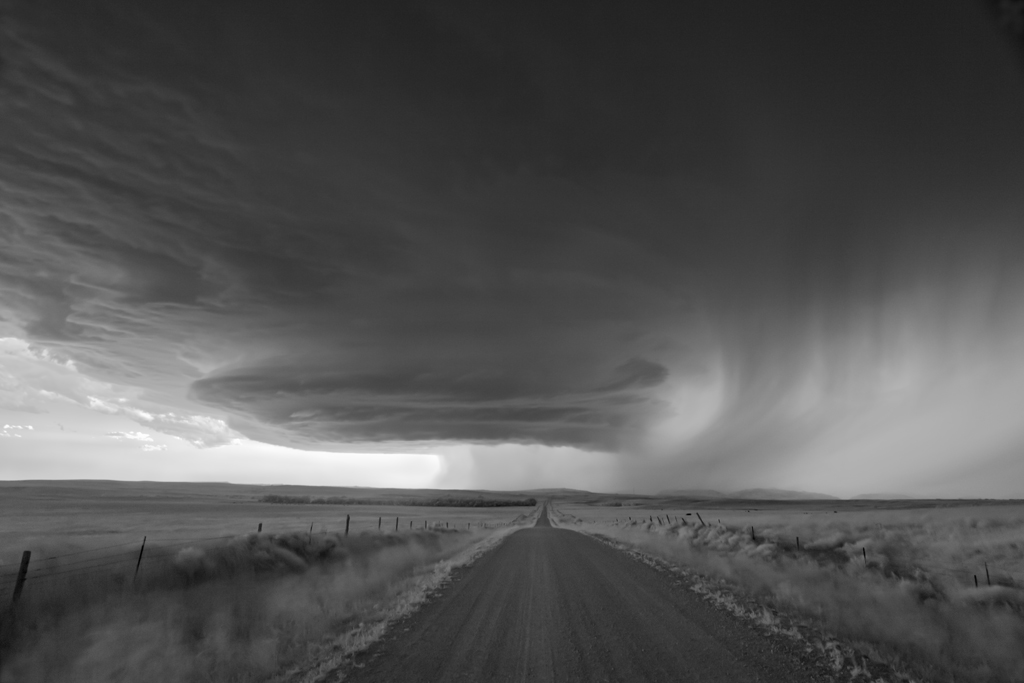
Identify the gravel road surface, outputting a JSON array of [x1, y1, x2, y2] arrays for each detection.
[[345, 506, 830, 682]]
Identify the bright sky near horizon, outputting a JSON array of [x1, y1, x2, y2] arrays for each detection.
[[3, 1, 1024, 497]]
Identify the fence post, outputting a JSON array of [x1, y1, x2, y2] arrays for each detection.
[[751, 526, 755, 541], [133, 537, 147, 584], [974, 574, 979, 587], [986, 562, 991, 586], [396, 517, 399, 531], [378, 517, 382, 531], [309, 523, 313, 543], [863, 548, 867, 565], [10, 551, 30, 606], [695, 512, 705, 526], [258, 523, 262, 533], [796, 536, 800, 550], [345, 514, 350, 537]]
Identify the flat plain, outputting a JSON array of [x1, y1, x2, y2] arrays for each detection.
[[550, 494, 1024, 682], [553, 494, 1024, 590], [0, 480, 534, 683], [3, 483, 1024, 683], [0, 480, 530, 566]]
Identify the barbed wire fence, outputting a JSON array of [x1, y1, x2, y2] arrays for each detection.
[[1, 514, 521, 604]]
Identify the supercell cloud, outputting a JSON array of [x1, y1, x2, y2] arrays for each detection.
[[2, 0, 1024, 495]]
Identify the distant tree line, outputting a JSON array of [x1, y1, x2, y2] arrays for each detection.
[[259, 495, 538, 507]]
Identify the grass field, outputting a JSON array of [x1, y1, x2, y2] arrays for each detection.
[[0, 481, 536, 683], [0, 480, 531, 557], [552, 496, 1024, 590], [550, 495, 1024, 682]]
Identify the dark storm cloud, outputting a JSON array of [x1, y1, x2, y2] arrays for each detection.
[[3, 0, 1024, 491], [190, 356, 670, 449]]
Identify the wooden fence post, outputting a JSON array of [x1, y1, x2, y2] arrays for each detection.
[[796, 536, 800, 550], [378, 517, 382, 531], [751, 526, 755, 541], [862, 548, 867, 565], [258, 523, 262, 533], [986, 562, 991, 586], [345, 514, 350, 537], [133, 537, 146, 584], [10, 551, 30, 606], [395, 517, 399, 531], [695, 512, 705, 526]]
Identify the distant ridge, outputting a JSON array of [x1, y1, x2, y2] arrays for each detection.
[[658, 487, 837, 500], [852, 492, 916, 500], [656, 489, 727, 498], [732, 488, 838, 500]]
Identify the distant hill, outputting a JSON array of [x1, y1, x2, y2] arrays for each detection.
[[730, 488, 838, 500], [657, 489, 727, 498], [660, 487, 837, 500], [852, 492, 916, 500]]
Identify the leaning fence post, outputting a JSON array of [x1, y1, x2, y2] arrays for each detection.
[[796, 536, 800, 550], [345, 514, 350, 537], [974, 574, 979, 587], [985, 562, 991, 586], [378, 517, 382, 531], [257, 523, 262, 533], [10, 551, 30, 606], [695, 512, 705, 526], [133, 537, 147, 584]]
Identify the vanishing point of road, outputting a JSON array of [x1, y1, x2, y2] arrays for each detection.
[[345, 506, 830, 683]]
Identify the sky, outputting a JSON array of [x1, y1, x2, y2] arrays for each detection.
[[2, 0, 1024, 497]]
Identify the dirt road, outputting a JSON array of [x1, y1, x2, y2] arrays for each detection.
[[345, 506, 829, 682]]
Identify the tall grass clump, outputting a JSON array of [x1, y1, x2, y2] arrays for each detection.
[[0, 529, 481, 683], [555, 507, 1024, 682]]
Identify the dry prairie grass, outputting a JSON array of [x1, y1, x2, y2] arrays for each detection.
[[553, 502, 1024, 682], [0, 481, 536, 683], [0, 529, 486, 682]]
